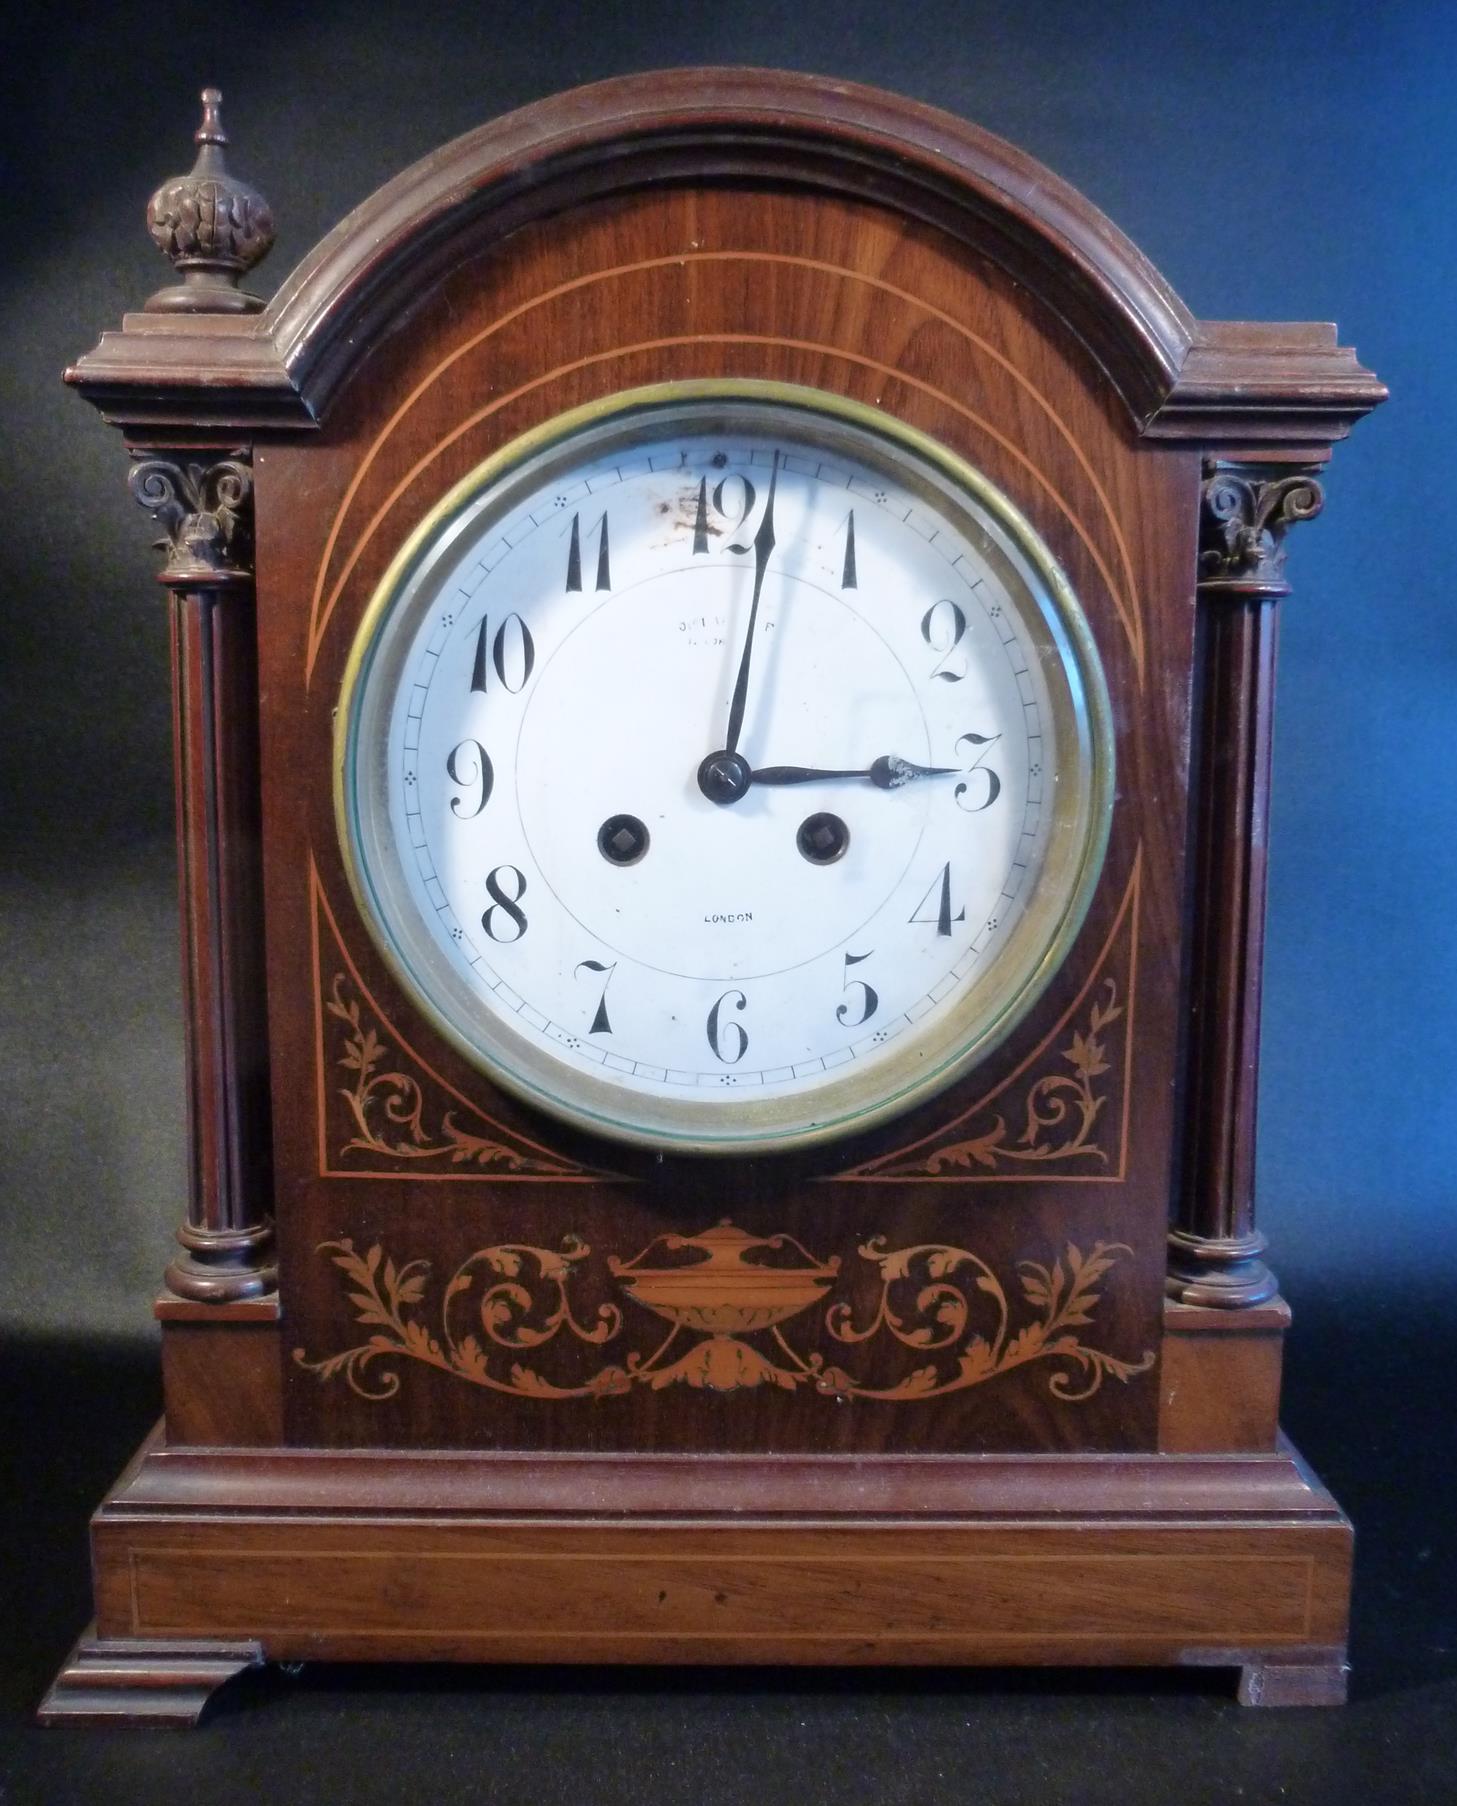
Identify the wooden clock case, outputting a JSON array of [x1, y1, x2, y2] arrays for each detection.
[[43, 71, 1384, 1724]]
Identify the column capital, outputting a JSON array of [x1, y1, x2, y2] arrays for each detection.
[[1198, 460, 1324, 599], [128, 450, 253, 587]]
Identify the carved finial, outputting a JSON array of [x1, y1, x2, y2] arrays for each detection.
[[1198, 461, 1324, 598], [196, 86, 227, 147], [145, 88, 274, 315]]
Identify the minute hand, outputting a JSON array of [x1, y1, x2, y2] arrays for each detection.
[[722, 451, 778, 758], [751, 755, 956, 789]]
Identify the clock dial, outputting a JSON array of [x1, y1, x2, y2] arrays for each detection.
[[338, 384, 1112, 1151]]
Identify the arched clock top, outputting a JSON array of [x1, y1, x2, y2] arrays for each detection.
[[67, 71, 1383, 448]]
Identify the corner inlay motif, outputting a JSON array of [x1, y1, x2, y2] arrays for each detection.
[[295, 1222, 1153, 1403], [311, 863, 591, 1179], [328, 975, 554, 1171], [833, 852, 1139, 1181], [919, 978, 1123, 1173]]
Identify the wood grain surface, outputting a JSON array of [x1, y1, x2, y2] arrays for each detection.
[[255, 179, 1192, 1456]]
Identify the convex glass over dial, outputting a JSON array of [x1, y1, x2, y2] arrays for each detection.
[[337, 383, 1112, 1152]]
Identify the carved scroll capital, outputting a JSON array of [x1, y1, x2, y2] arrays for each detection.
[[146, 89, 274, 315], [1198, 461, 1324, 599], [129, 451, 254, 586]]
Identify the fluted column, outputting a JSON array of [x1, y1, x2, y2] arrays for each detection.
[[1168, 460, 1324, 1308], [130, 450, 276, 1302]]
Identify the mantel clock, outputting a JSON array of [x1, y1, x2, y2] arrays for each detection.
[[42, 73, 1385, 1723]]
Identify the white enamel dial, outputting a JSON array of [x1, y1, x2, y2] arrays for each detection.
[[339, 385, 1112, 1152]]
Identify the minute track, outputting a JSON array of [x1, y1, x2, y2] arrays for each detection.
[[339, 384, 1104, 1152]]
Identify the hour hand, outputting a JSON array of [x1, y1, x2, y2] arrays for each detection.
[[750, 755, 956, 789]]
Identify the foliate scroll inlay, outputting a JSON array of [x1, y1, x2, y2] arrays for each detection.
[[919, 980, 1122, 1173], [1198, 463, 1324, 598], [295, 1222, 1153, 1404], [833, 855, 1139, 1182], [311, 867, 591, 1179], [129, 452, 253, 584], [325, 972, 581, 1177]]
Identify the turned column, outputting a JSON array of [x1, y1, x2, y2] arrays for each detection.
[[130, 454, 276, 1301], [1168, 459, 1325, 1307], [127, 91, 278, 1302]]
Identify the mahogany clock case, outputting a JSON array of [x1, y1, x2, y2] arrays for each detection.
[[260, 175, 1179, 1460], [13, 10, 1439, 1734]]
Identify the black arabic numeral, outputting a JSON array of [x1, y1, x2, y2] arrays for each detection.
[[920, 598, 968, 682], [575, 959, 616, 1035], [688, 467, 770, 555], [954, 731, 1003, 812], [706, 989, 748, 1063], [836, 949, 878, 1027], [481, 865, 528, 942], [840, 510, 858, 588], [565, 511, 611, 591], [910, 863, 966, 937], [714, 472, 758, 553], [691, 476, 711, 555], [445, 740, 494, 818], [470, 614, 535, 695]]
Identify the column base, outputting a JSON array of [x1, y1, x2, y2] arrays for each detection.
[[164, 1219, 278, 1305], [1166, 1228, 1278, 1308]]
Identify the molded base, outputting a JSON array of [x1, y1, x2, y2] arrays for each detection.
[[44, 1426, 1352, 1721]]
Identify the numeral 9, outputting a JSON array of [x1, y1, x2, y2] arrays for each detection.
[[446, 740, 493, 818]]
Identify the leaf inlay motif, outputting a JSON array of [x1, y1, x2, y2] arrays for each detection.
[[296, 1225, 1152, 1406]]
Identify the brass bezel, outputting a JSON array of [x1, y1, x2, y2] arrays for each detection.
[[335, 380, 1115, 1155]]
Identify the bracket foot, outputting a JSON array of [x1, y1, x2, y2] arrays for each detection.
[[38, 1627, 264, 1728]]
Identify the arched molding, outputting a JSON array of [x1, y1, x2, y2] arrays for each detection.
[[68, 70, 1384, 446]]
